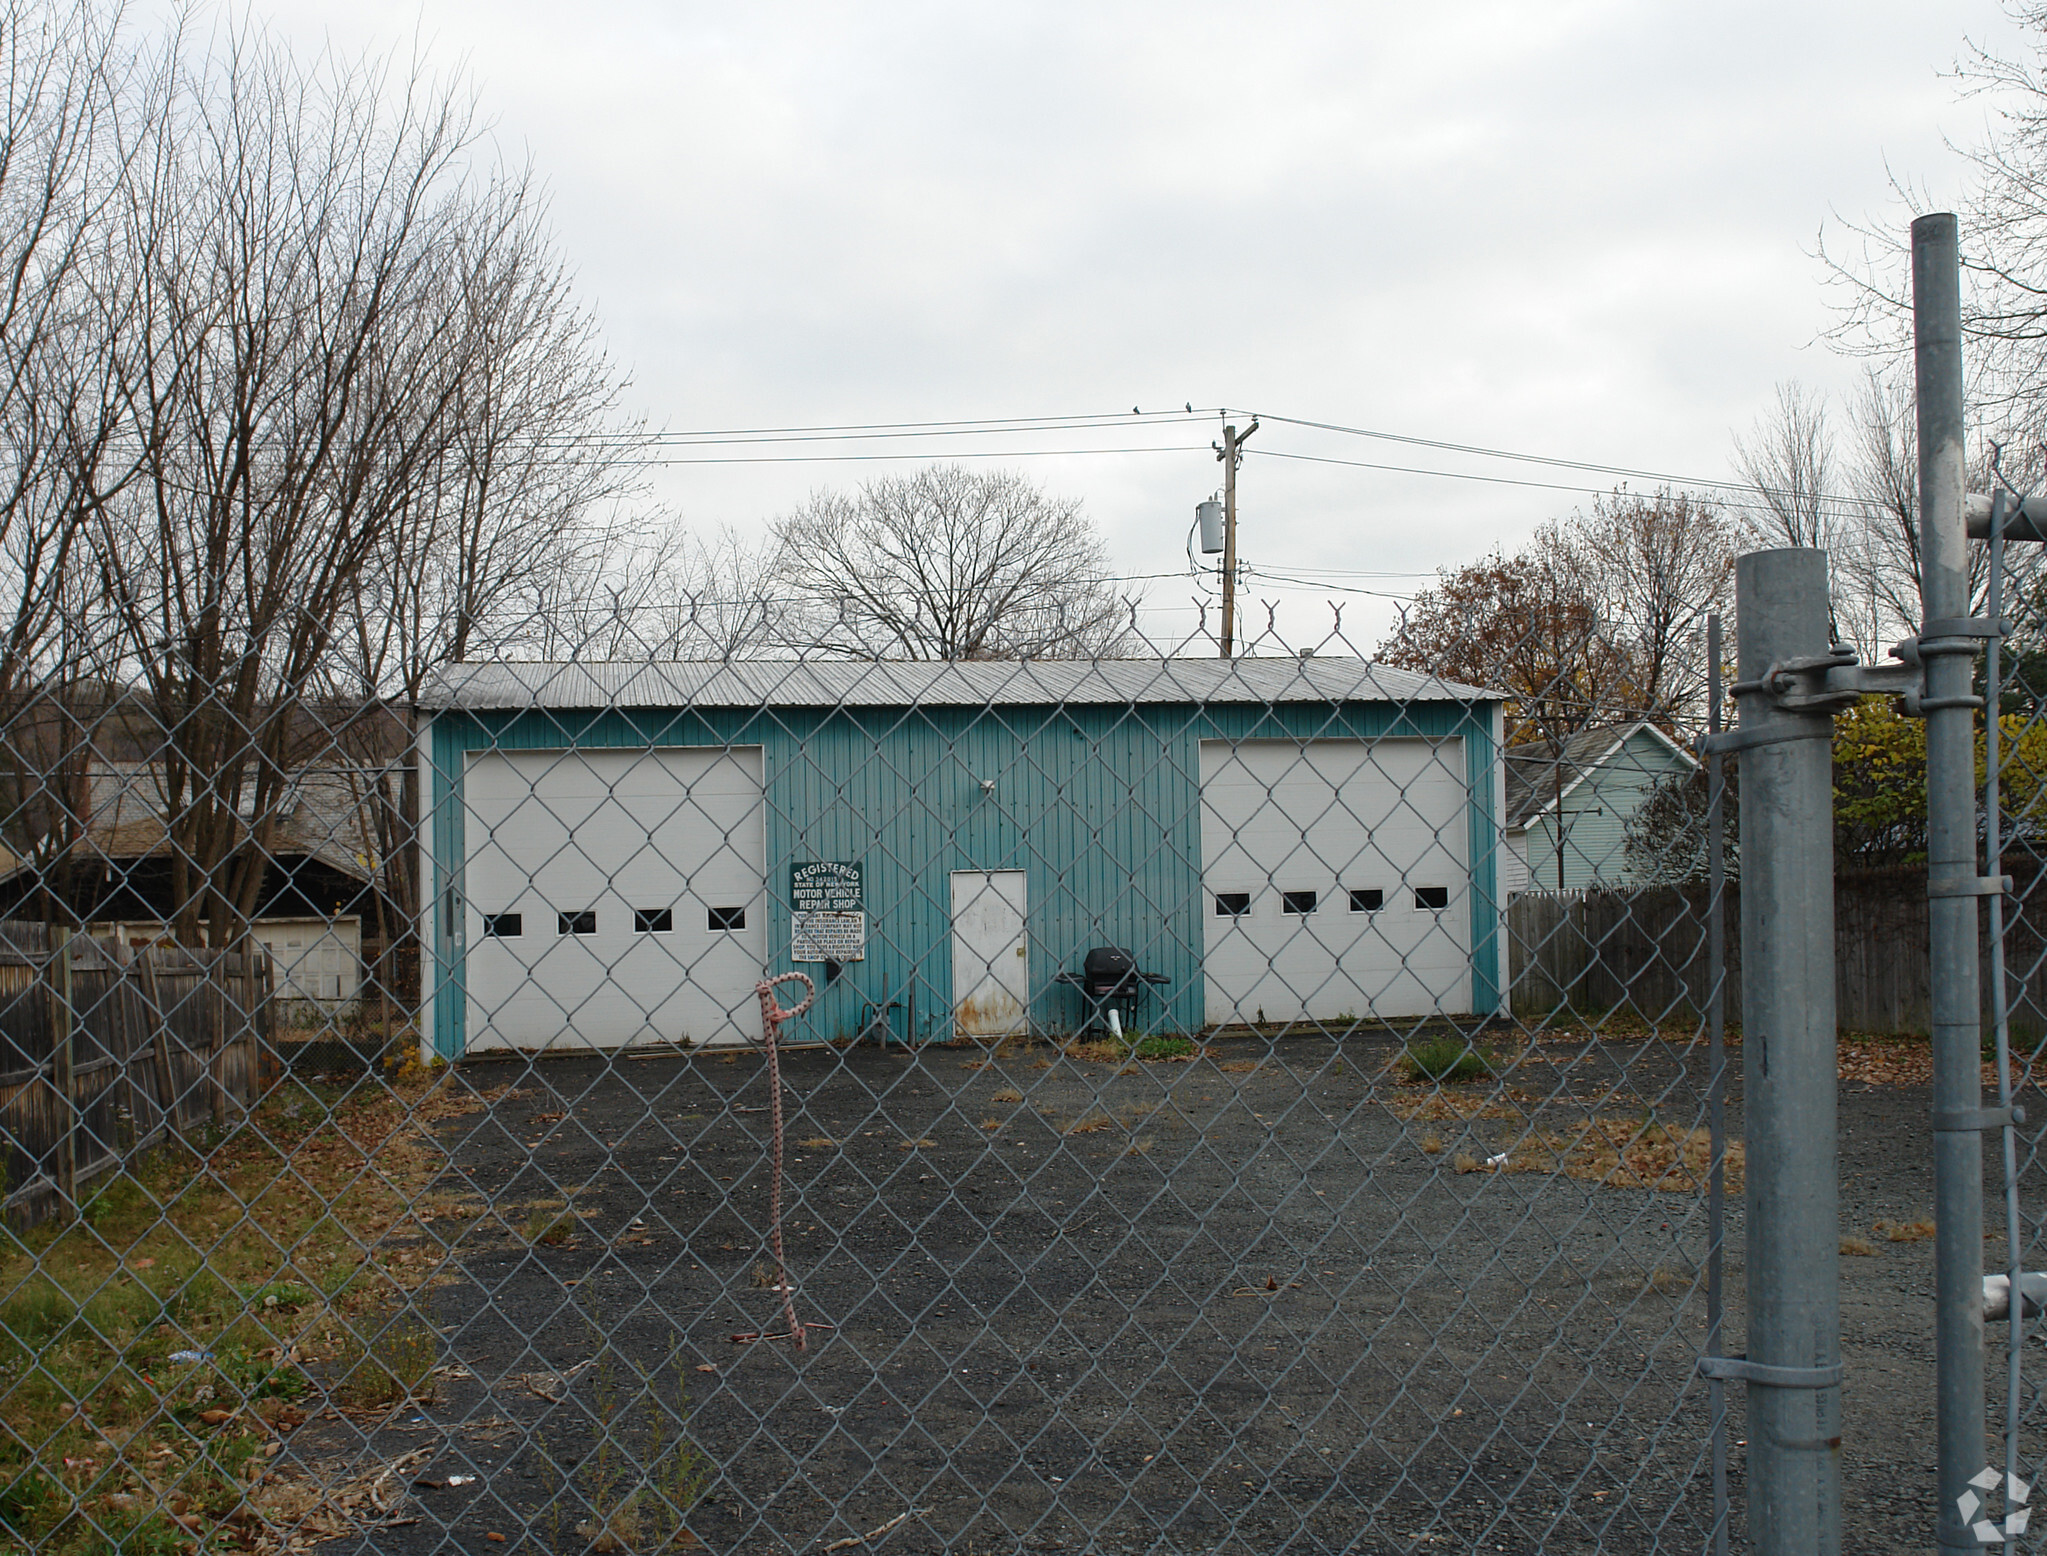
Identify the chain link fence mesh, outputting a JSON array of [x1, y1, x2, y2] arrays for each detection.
[[1985, 516, 2047, 1536], [0, 615, 1741, 1555]]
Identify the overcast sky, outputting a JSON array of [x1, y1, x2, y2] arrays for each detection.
[[238, 0, 2020, 648]]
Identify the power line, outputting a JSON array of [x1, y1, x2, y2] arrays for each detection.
[[1240, 565, 1419, 601], [550, 409, 1218, 450], [1248, 444, 1869, 519], [616, 443, 1207, 467], [583, 400, 1873, 514], [1244, 408, 1875, 508]]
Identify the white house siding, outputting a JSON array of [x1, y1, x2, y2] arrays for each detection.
[[255, 917, 364, 1009], [1501, 832, 1531, 893], [1199, 737, 1471, 1024], [98, 916, 364, 1013]]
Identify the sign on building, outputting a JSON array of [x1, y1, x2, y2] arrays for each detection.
[[790, 860, 865, 962]]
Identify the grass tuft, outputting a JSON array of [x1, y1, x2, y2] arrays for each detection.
[[333, 1315, 439, 1408], [522, 1206, 578, 1246], [1399, 1037, 1492, 1084]]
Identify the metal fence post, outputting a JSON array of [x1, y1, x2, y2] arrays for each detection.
[[1734, 547, 1842, 1556], [1913, 209, 1988, 1556]]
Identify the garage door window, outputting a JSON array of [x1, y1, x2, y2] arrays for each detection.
[[1349, 889, 1383, 912], [558, 910, 597, 935], [1281, 890, 1318, 915], [1213, 891, 1251, 917], [1413, 886, 1448, 911], [482, 913, 522, 938], [634, 908, 674, 933], [709, 906, 746, 932]]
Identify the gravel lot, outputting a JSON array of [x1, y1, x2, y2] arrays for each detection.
[[289, 1026, 2017, 1555]]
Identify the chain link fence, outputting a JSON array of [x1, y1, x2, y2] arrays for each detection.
[[0, 611, 1760, 1555], [1981, 492, 2047, 1542]]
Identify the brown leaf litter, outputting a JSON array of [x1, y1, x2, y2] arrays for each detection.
[[1453, 1115, 1744, 1195]]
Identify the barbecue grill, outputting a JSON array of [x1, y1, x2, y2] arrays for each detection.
[[1054, 946, 1169, 1032]]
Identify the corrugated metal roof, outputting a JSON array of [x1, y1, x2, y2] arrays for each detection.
[[421, 657, 1494, 712]]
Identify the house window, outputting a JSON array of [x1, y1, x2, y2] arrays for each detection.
[[1413, 886, 1449, 911], [1213, 892, 1251, 917], [1349, 889, 1384, 913], [634, 907, 674, 933], [1281, 890, 1318, 915], [558, 910, 597, 936], [708, 906, 746, 932], [483, 913, 522, 938]]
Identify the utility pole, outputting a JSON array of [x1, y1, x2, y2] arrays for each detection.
[[1215, 418, 1257, 658]]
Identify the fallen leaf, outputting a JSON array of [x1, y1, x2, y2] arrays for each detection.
[[695, 1363, 718, 1374], [487, 1534, 507, 1543], [199, 1409, 233, 1426]]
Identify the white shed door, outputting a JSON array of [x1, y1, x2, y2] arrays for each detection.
[[951, 870, 1028, 1038], [463, 746, 767, 1050], [1200, 738, 1469, 1024]]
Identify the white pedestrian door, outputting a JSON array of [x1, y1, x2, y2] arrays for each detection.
[[951, 870, 1028, 1038]]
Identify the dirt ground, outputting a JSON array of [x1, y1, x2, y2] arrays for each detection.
[[283, 1026, 2022, 1555]]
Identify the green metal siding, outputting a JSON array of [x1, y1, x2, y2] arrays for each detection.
[[426, 696, 1500, 1056]]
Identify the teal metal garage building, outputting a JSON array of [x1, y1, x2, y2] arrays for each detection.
[[419, 658, 1505, 1057]]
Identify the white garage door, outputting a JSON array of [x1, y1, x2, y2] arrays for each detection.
[[462, 746, 767, 1051], [1201, 738, 1470, 1024]]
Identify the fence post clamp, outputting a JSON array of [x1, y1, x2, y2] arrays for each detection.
[[1933, 1105, 2025, 1132], [1927, 874, 2012, 899], [1728, 623, 2006, 723], [1697, 724, 1832, 757], [1697, 1353, 1844, 1389]]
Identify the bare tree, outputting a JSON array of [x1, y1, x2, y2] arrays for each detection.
[[770, 465, 1138, 660], [1733, 381, 1846, 550], [1570, 486, 1736, 726], [1819, 11, 2047, 454], [88, 22, 492, 946], [323, 168, 656, 989], [0, 0, 153, 923]]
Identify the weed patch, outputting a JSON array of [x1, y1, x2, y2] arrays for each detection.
[[1398, 1037, 1492, 1084], [0, 1069, 483, 1554], [542, 1347, 709, 1552]]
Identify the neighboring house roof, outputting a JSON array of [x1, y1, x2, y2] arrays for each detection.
[[3, 763, 398, 884], [1503, 721, 1698, 829], [423, 656, 1498, 713]]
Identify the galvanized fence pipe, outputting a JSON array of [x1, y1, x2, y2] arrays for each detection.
[[1705, 610, 1730, 1556], [1720, 547, 1843, 1555], [1915, 209, 1991, 1556], [1984, 491, 2029, 1513]]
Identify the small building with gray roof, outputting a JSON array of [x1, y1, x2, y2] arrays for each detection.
[[417, 656, 1507, 1055]]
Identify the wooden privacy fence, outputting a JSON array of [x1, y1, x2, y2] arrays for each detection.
[[1509, 867, 2047, 1040], [0, 921, 271, 1230]]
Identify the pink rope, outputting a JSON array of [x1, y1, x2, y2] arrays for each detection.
[[735, 972, 816, 1350]]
